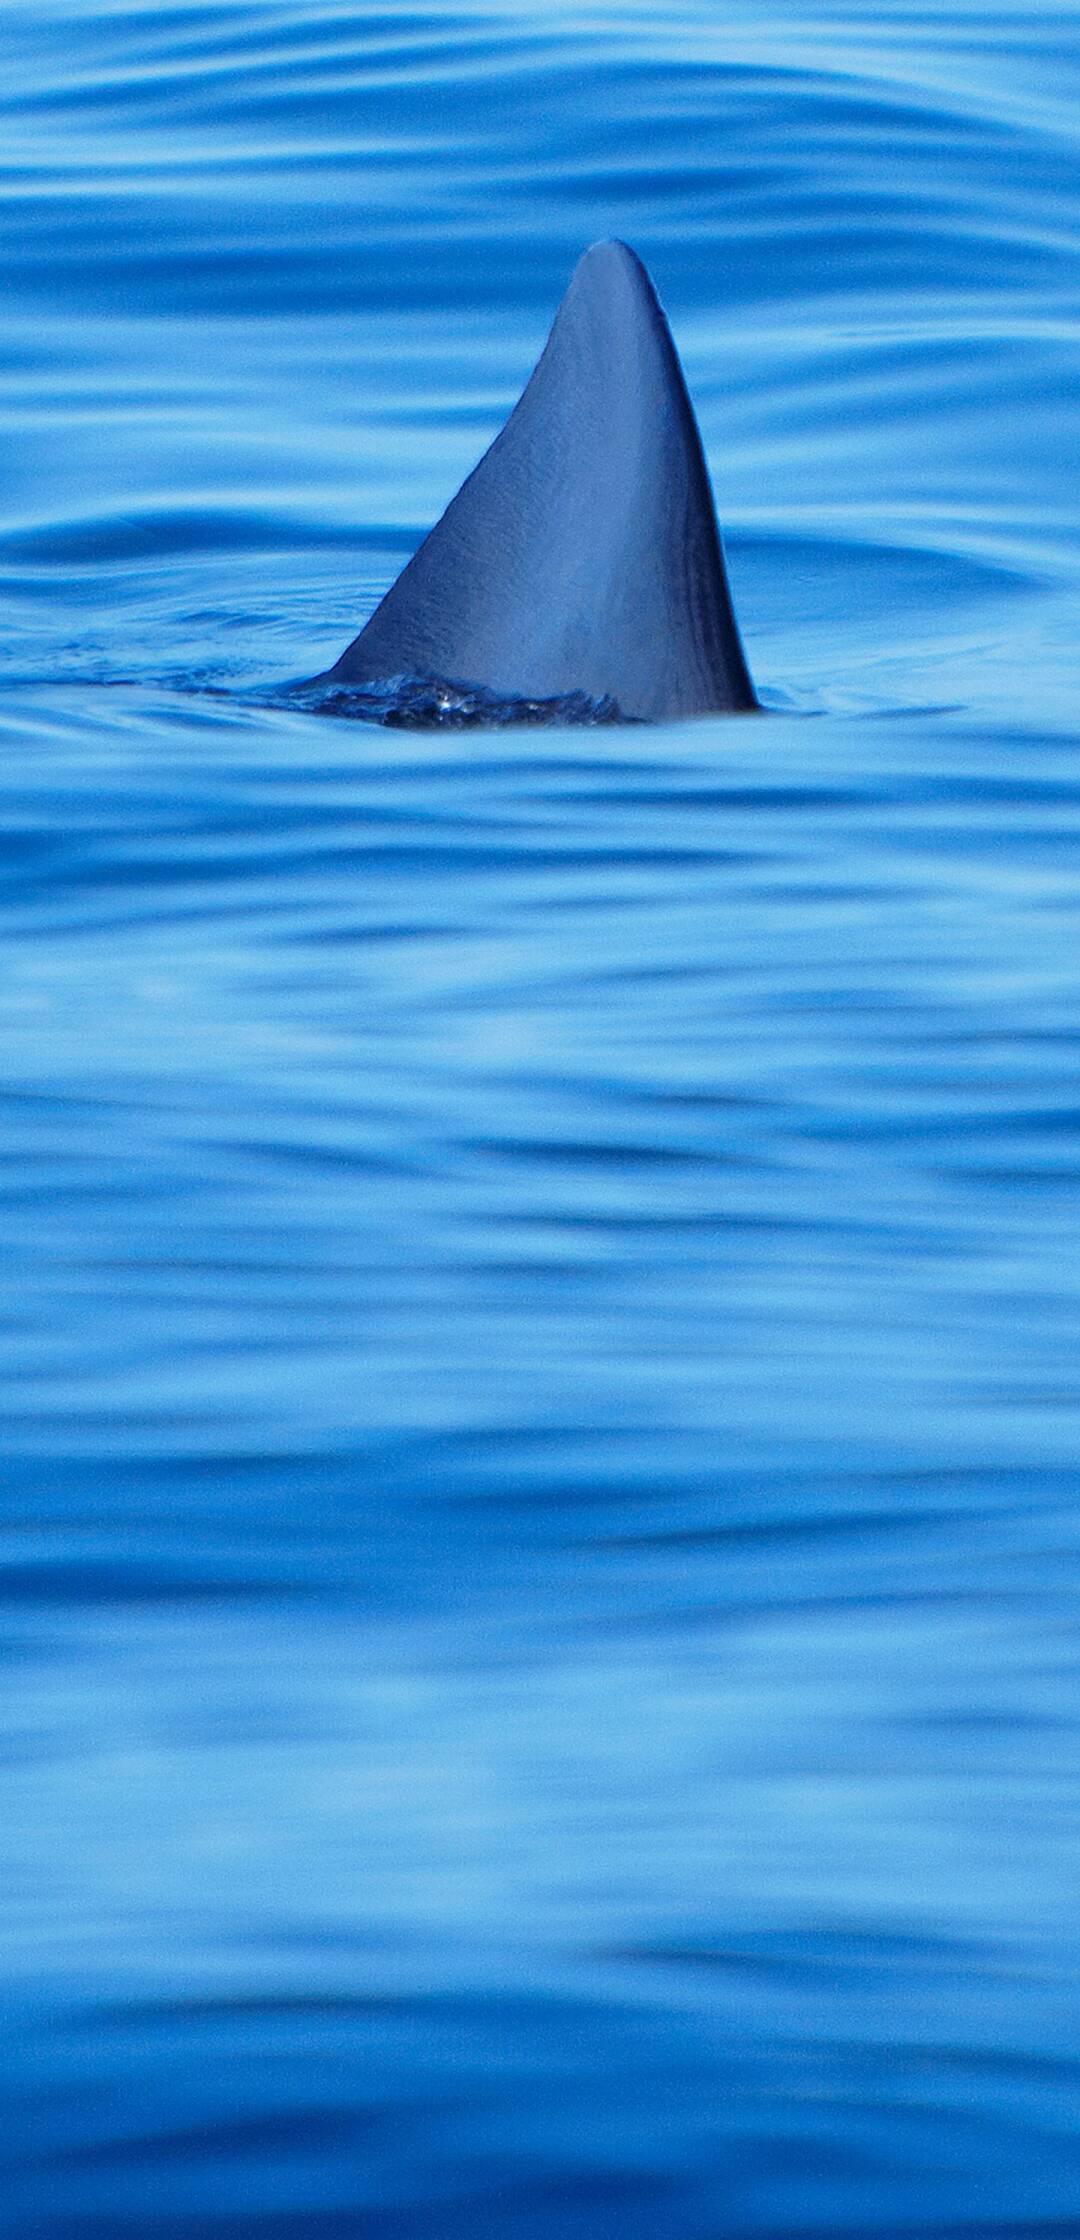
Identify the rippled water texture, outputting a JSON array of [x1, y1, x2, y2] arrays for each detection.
[[4, 4, 1080, 2234]]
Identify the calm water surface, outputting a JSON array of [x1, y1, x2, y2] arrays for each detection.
[[3, 3, 1080, 2233]]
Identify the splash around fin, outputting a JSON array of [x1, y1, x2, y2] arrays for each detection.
[[317, 241, 757, 723]]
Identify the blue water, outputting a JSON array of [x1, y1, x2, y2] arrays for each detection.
[[4, 4, 1080, 2233]]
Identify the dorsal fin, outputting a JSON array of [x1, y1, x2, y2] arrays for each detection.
[[327, 240, 756, 720]]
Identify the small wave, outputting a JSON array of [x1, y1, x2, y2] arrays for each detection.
[[284, 673, 631, 729], [0, 511, 409, 568]]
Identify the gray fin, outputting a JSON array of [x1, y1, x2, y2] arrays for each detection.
[[326, 241, 756, 720]]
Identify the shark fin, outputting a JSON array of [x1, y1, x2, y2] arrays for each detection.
[[326, 240, 756, 720]]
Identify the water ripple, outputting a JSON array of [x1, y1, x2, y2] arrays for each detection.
[[3, 2, 1080, 2236]]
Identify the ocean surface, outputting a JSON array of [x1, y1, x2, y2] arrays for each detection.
[[4, 3, 1080, 2233]]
